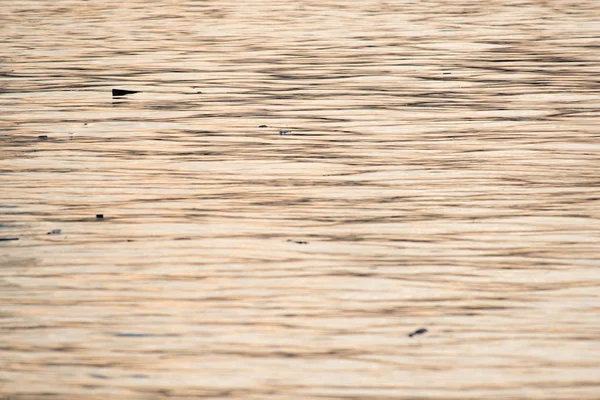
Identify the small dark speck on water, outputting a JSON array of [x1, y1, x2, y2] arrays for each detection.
[[409, 328, 428, 337], [114, 332, 180, 337], [0, 237, 19, 241], [280, 129, 291, 135], [115, 333, 149, 337], [112, 88, 140, 97], [38, 135, 48, 140], [287, 239, 308, 244], [259, 125, 268, 128], [96, 214, 104, 219]]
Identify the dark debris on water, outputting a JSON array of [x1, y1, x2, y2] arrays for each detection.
[[408, 328, 428, 337], [112, 88, 140, 97]]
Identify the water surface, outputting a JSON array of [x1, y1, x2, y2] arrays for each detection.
[[1, 1, 600, 399]]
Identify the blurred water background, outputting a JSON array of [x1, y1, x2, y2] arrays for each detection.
[[1, 0, 599, 398]]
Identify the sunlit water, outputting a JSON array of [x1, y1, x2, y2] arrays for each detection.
[[1, 1, 600, 399]]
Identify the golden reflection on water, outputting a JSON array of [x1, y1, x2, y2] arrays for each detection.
[[1, 0, 599, 399]]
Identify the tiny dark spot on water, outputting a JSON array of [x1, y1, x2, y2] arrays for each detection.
[[287, 239, 308, 244], [409, 328, 428, 337], [112, 88, 140, 97], [114, 333, 150, 337], [90, 374, 109, 380], [38, 135, 48, 139], [96, 214, 104, 220], [259, 124, 268, 128], [113, 333, 181, 337]]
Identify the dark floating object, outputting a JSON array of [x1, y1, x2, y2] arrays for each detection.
[[38, 135, 48, 140], [47, 229, 61, 235], [443, 72, 451, 75], [0, 237, 19, 241], [259, 125, 268, 128], [96, 214, 104, 219], [112, 88, 140, 97], [408, 328, 428, 337], [280, 129, 291, 135], [114, 332, 180, 338], [287, 239, 308, 245], [115, 333, 149, 337]]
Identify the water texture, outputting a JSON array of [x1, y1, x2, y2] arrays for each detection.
[[1, 1, 599, 399]]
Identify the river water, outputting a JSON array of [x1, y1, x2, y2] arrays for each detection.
[[1, 1, 599, 399]]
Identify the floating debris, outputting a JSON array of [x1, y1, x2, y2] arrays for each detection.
[[47, 229, 61, 235], [113, 332, 180, 337], [443, 72, 451, 75], [114, 333, 148, 337], [96, 214, 104, 220], [0, 237, 19, 241], [408, 328, 428, 337], [112, 88, 140, 97], [287, 239, 308, 245], [259, 125, 268, 128], [38, 135, 48, 140], [280, 129, 291, 135]]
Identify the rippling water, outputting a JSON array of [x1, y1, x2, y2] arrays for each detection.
[[1, 1, 600, 398]]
